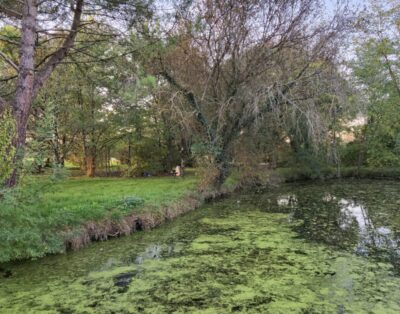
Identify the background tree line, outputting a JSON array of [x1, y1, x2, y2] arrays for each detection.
[[1, 0, 399, 189]]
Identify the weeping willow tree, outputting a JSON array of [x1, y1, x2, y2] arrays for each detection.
[[148, 0, 351, 187], [232, 54, 351, 181]]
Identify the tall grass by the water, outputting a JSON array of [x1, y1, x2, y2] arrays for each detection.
[[0, 174, 197, 263]]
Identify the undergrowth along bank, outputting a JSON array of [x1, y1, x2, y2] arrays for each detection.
[[65, 187, 230, 251], [275, 167, 400, 182], [0, 175, 200, 263], [3, 166, 398, 264], [0, 174, 234, 264]]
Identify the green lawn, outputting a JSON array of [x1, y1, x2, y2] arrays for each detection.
[[0, 173, 198, 263], [40, 175, 198, 219]]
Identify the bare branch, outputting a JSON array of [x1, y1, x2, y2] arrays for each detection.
[[32, 0, 84, 97], [0, 5, 23, 19], [0, 74, 18, 82], [160, 69, 215, 142], [0, 51, 19, 72]]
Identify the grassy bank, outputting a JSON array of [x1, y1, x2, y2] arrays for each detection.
[[4, 165, 398, 264], [0, 174, 206, 263]]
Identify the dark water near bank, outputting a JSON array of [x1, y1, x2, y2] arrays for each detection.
[[1, 180, 400, 313]]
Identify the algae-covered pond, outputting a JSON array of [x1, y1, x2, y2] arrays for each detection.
[[1, 179, 400, 313]]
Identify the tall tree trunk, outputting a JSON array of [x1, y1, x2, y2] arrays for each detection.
[[213, 153, 231, 189], [82, 132, 96, 177], [5, 0, 37, 187], [5, 0, 83, 187], [85, 155, 96, 177], [61, 135, 67, 166], [53, 146, 62, 166], [127, 136, 132, 166], [332, 107, 341, 178]]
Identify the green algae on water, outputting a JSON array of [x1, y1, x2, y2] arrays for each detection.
[[1, 180, 400, 313]]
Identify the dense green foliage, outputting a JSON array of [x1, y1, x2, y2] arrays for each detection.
[[0, 0, 400, 264], [349, 3, 400, 168], [0, 109, 15, 182], [1, 2, 400, 313], [353, 38, 400, 167], [2, 0, 398, 183]]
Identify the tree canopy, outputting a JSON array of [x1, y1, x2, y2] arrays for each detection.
[[0, 0, 399, 187]]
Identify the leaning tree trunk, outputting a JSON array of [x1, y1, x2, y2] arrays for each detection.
[[5, 0, 83, 187], [213, 153, 231, 190], [5, 0, 37, 187]]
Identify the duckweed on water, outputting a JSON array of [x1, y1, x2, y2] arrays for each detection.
[[1, 180, 400, 313]]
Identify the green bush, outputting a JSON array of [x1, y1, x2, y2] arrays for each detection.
[[0, 181, 66, 262], [123, 156, 165, 177], [340, 142, 365, 167], [284, 148, 331, 180]]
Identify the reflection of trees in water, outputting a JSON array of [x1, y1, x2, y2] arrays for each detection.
[[280, 191, 400, 273], [338, 199, 400, 272], [133, 243, 178, 265], [287, 192, 359, 249], [277, 195, 298, 207], [103, 244, 176, 268]]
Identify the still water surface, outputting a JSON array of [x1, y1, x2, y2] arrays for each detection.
[[0, 179, 400, 313]]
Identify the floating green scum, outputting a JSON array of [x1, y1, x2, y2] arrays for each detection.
[[1, 180, 400, 313]]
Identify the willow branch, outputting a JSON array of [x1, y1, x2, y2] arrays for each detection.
[[160, 69, 215, 141]]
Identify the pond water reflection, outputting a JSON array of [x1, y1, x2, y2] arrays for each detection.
[[272, 180, 400, 273], [0, 179, 400, 313]]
